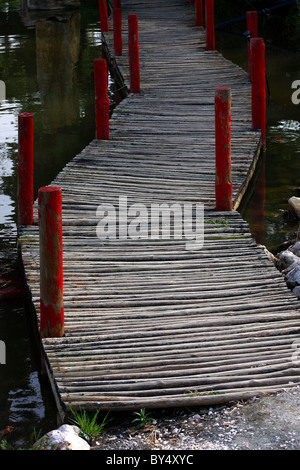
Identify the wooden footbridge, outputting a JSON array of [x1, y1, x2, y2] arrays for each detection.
[[19, 0, 300, 421]]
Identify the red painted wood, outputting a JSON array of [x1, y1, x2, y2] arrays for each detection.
[[195, 0, 203, 26], [18, 113, 34, 226], [128, 14, 140, 94], [94, 58, 110, 140], [251, 38, 266, 147], [114, 0, 121, 7], [215, 87, 232, 211], [247, 11, 258, 81], [98, 0, 109, 32], [113, 7, 123, 56], [205, 0, 215, 51], [38, 186, 64, 338]]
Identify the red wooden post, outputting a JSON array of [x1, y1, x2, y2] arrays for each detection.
[[94, 58, 110, 140], [128, 14, 140, 93], [195, 0, 203, 27], [113, 7, 122, 56], [98, 0, 109, 32], [38, 186, 64, 339], [114, 0, 121, 7], [18, 113, 34, 226], [205, 0, 215, 51], [251, 38, 266, 147], [247, 11, 258, 81], [215, 87, 232, 211]]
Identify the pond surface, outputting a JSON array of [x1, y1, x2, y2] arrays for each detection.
[[0, 0, 299, 446]]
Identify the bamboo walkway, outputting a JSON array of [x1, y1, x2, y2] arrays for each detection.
[[19, 0, 300, 420]]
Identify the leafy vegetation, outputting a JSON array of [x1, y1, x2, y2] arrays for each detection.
[[132, 408, 155, 429], [68, 405, 109, 443]]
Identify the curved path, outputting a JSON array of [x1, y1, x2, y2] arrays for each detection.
[[20, 0, 300, 420]]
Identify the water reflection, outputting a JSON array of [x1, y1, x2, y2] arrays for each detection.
[[36, 11, 81, 132], [0, 0, 104, 445]]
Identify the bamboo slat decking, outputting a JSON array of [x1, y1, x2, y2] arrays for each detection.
[[19, 0, 300, 420]]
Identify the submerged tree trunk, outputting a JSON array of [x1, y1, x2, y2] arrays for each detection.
[[26, 0, 80, 10]]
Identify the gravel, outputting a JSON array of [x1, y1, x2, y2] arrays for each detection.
[[91, 387, 300, 450]]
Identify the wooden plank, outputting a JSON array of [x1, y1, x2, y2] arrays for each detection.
[[18, 0, 300, 421]]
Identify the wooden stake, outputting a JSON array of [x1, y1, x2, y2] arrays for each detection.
[[128, 14, 140, 93], [94, 58, 110, 140], [18, 113, 34, 226], [251, 38, 266, 148], [247, 11, 258, 81], [215, 87, 232, 211], [98, 0, 109, 32], [205, 0, 215, 51], [113, 7, 123, 56], [38, 186, 64, 339], [195, 0, 203, 26]]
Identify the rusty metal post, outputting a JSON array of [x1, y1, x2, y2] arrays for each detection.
[[38, 186, 64, 339], [215, 87, 232, 211], [18, 113, 34, 226]]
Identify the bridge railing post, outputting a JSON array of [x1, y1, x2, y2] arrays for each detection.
[[195, 0, 203, 27], [113, 7, 123, 56], [250, 38, 266, 148], [18, 113, 34, 226], [128, 14, 140, 93], [94, 58, 110, 140], [98, 0, 109, 32], [38, 186, 64, 339], [247, 11, 258, 81], [205, 0, 215, 51], [215, 87, 232, 212]]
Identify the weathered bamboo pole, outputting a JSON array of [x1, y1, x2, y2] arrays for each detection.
[[215, 87, 232, 211], [94, 58, 110, 140], [38, 186, 64, 339], [128, 14, 140, 93], [18, 113, 34, 226]]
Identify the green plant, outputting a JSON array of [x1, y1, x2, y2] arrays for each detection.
[[132, 408, 155, 429], [68, 406, 109, 443]]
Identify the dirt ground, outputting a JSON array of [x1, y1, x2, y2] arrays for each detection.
[[91, 386, 300, 451]]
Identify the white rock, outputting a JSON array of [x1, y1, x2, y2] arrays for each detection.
[[288, 197, 300, 219], [284, 265, 300, 289], [33, 424, 90, 450], [289, 242, 300, 258], [279, 250, 300, 270], [292, 286, 300, 298]]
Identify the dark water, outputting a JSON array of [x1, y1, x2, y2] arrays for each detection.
[[0, 0, 299, 446], [0, 0, 114, 445]]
